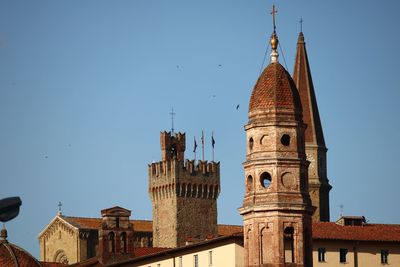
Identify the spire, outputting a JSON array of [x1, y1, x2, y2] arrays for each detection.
[[293, 31, 325, 146], [269, 5, 279, 63], [293, 30, 331, 222]]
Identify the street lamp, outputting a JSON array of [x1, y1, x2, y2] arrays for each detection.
[[0, 197, 22, 222]]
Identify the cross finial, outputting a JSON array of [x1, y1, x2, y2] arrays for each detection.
[[299, 18, 303, 32], [270, 4, 277, 32], [58, 201, 62, 215], [169, 107, 176, 134]]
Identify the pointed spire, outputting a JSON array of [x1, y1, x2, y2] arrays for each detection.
[[293, 31, 325, 146]]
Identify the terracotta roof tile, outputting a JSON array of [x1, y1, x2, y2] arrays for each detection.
[[313, 222, 400, 242], [62, 216, 242, 237], [62, 216, 152, 232], [61, 216, 400, 243], [217, 224, 243, 236], [249, 62, 302, 113], [40, 262, 68, 267], [0, 241, 42, 267], [134, 247, 168, 257]]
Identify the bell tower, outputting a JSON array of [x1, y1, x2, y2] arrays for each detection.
[[293, 31, 332, 222], [238, 6, 313, 267], [149, 131, 220, 248], [98, 206, 135, 264]]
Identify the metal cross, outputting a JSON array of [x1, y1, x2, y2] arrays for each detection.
[[270, 5, 277, 31], [58, 201, 62, 212], [169, 107, 176, 133], [299, 18, 303, 32]]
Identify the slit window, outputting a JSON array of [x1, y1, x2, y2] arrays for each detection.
[[108, 232, 115, 253], [284, 227, 294, 263], [121, 232, 127, 253]]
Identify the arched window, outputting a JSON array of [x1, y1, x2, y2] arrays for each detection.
[[54, 250, 69, 264], [284, 227, 294, 263], [120, 232, 127, 253], [171, 144, 177, 159], [247, 175, 253, 192], [108, 232, 115, 253], [249, 137, 254, 151]]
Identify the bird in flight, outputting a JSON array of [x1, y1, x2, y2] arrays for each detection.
[[236, 104, 240, 110]]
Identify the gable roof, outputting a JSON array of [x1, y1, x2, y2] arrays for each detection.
[[37, 215, 78, 239], [101, 206, 131, 217]]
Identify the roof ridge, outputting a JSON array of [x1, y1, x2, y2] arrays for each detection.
[[62, 215, 100, 220]]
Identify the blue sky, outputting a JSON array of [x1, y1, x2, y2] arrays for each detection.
[[1, 0, 400, 258]]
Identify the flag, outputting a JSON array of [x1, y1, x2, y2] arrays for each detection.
[[211, 132, 215, 148], [193, 137, 197, 153], [201, 130, 204, 145]]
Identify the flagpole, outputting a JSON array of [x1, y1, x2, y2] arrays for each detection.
[[201, 130, 205, 161], [193, 136, 197, 162], [212, 131, 215, 162]]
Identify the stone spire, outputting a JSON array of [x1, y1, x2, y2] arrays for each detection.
[[293, 31, 332, 222]]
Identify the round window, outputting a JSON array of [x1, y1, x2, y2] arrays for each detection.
[[281, 134, 290, 146], [260, 172, 272, 188]]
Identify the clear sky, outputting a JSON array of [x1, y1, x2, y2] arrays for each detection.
[[1, 0, 399, 258]]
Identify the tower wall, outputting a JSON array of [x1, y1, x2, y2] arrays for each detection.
[[149, 132, 220, 248], [239, 46, 314, 266], [306, 146, 331, 222]]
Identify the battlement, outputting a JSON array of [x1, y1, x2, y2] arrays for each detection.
[[148, 159, 220, 180], [149, 130, 220, 248]]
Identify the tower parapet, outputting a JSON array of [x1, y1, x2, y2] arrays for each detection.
[[148, 131, 220, 248]]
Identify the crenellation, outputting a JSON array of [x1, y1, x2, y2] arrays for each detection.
[[149, 130, 220, 248]]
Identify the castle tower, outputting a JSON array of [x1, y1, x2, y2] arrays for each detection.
[[98, 206, 135, 264], [238, 11, 313, 267], [293, 31, 332, 222], [148, 131, 220, 248]]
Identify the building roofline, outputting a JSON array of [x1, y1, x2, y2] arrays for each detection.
[[107, 232, 244, 267]]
